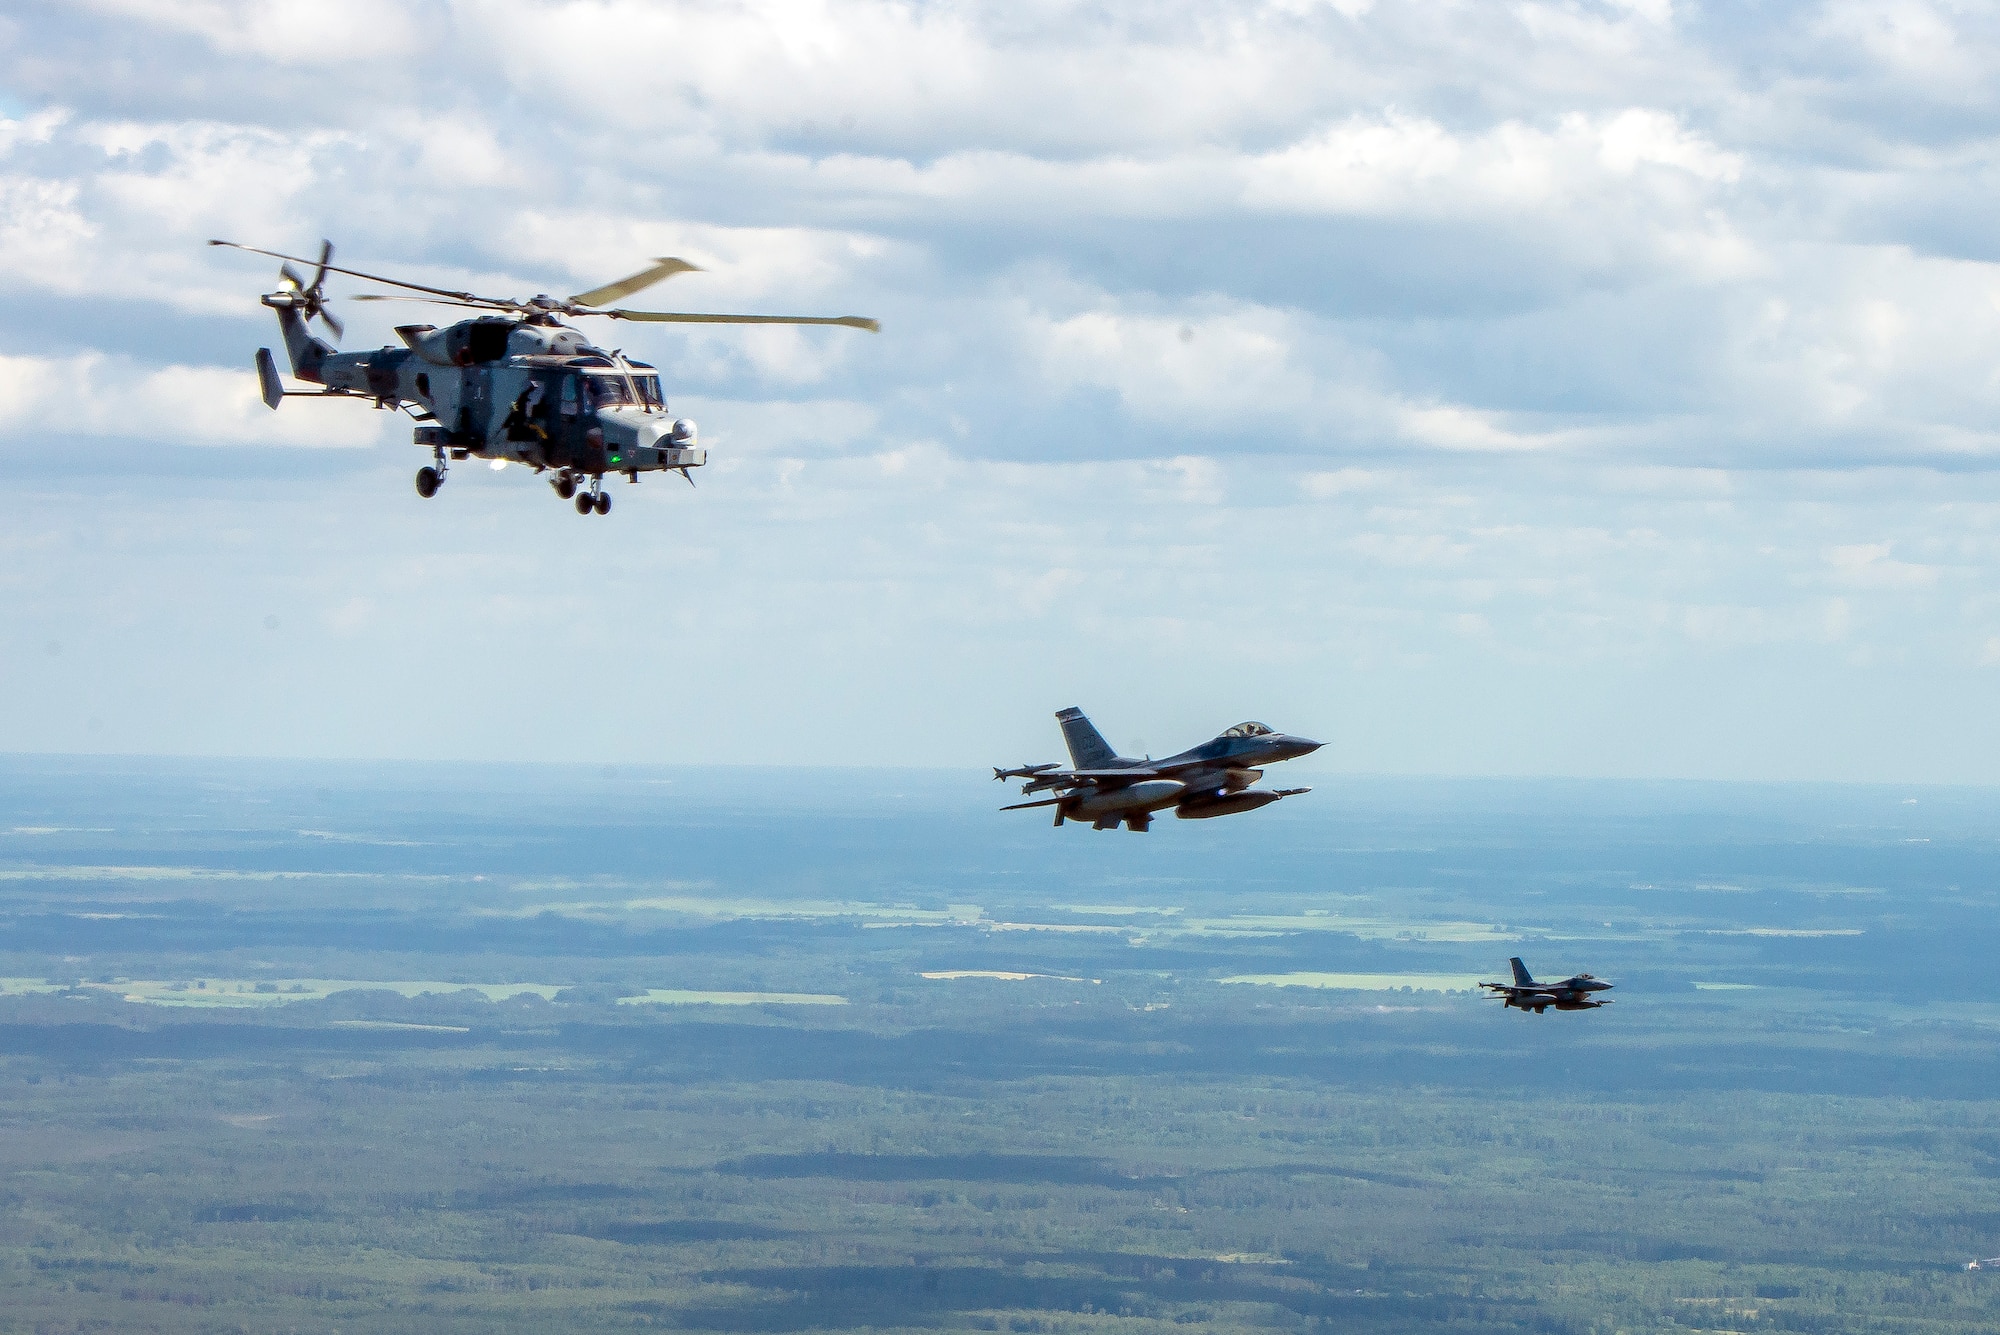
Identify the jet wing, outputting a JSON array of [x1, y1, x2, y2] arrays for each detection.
[[1017, 767, 1161, 793]]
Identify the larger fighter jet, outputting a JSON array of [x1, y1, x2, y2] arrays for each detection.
[[994, 708, 1321, 832], [1479, 958, 1612, 1014]]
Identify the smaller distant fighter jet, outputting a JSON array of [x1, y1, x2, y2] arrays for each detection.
[[1479, 957, 1612, 1014], [994, 707, 1320, 832], [1967, 1257, 2000, 1271]]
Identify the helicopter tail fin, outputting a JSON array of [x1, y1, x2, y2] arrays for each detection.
[[255, 348, 284, 409]]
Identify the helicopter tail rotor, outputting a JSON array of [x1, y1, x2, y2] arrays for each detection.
[[272, 241, 344, 343]]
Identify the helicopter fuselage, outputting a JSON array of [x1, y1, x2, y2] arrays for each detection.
[[270, 301, 705, 483], [224, 236, 874, 512]]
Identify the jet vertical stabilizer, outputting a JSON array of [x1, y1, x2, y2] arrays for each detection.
[[1055, 707, 1121, 769], [1509, 957, 1534, 987]]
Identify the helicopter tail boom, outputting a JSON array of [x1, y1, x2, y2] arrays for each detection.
[[263, 291, 334, 384]]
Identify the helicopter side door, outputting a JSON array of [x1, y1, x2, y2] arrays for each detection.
[[455, 363, 492, 448], [486, 365, 534, 457], [496, 369, 565, 465], [536, 370, 583, 470], [543, 371, 612, 473]]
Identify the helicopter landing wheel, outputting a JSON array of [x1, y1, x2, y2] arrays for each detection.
[[415, 466, 441, 499], [575, 492, 594, 516], [594, 491, 611, 516], [554, 474, 576, 500]]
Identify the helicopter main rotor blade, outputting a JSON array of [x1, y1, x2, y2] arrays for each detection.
[[602, 310, 881, 332], [351, 293, 520, 311], [569, 258, 700, 309], [209, 239, 506, 308]]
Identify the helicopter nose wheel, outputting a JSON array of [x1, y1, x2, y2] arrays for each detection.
[[594, 491, 611, 516], [574, 492, 593, 515]]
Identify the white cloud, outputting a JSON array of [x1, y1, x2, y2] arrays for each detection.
[[73, 0, 423, 64], [0, 353, 395, 450], [7, 0, 2000, 778], [1396, 405, 1573, 453], [1301, 467, 1387, 498], [1824, 541, 1940, 589]]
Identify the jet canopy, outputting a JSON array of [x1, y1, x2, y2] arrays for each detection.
[[1223, 721, 1275, 738]]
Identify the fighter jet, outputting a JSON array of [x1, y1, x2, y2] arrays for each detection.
[[1479, 958, 1612, 1014], [993, 707, 1321, 832]]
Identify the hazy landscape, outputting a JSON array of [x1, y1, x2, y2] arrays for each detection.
[[0, 754, 1995, 1332]]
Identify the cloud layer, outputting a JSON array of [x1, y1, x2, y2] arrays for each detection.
[[4, 0, 2000, 779]]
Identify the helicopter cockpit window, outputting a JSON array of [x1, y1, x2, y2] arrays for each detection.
[[1223, 722, 1274, 738], [587, 375, 634, 408], [634, 375, 664, 409]]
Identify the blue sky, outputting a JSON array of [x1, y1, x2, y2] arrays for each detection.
[[5, 0, 2000, 780]]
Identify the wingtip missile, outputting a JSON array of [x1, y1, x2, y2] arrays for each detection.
[[993, 763, 1060, 781]]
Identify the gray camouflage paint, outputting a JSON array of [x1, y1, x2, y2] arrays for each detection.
[[995, 707, 1322, 832], [267, 299, 705, 482]]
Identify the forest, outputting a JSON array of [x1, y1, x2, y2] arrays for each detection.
[[2, 756, 1999, 1333]]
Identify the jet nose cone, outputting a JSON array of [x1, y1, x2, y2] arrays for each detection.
[[1286, 736, 1324, 756]]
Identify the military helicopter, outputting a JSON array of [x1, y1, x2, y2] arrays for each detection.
[[211, 239, 878, 515]]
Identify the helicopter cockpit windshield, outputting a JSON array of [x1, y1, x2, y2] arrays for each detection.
[[1223, 722, 1274, 738], [586, 373, 665, 412], [586, 374, 634, 408]]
